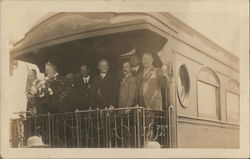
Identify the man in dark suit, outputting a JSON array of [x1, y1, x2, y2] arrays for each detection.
[[90, 59, 118, 109], [129, 54, 142, 76], [75, 64, 92, 110], [39, 61, 75, 114], [118, 62, 136, 108]]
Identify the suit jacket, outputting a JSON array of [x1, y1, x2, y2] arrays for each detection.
[[75, 75, 93, 110], [118, 73, 137, 108], [38, 74, 76, 114], [90, 72, 118, 109]]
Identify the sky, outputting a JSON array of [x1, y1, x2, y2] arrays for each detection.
[[4, 0, 248, 118]]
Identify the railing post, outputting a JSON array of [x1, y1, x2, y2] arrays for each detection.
[[133, 106, 138, 147], [51, 115, 55, 147], [105, 107, 108, 147], [34, 115, 37, 135], [19, 118, 25, 148], [136, 107, 141, 148], [108, 109, 112, 148], [168, 105, 174, 148], [164, 106, 168, 148], [114, 113, 118, 148], [142, 108, 146, 146], [48, 112, 51, 146], [127, 112, 130, 148], [75, 109, 80, 148], [96, 108, 100, 148]]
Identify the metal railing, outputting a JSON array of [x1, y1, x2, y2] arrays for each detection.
[[10, 106, 170, 148]]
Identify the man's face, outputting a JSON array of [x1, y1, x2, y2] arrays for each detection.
[[28, 71, 37, 82], [45, 64, 56, 78], [122, 62, 132, 76], [66, 72, 74, 80], [142, 53, 153, 68], [130, 55, 139, 67], [98, 60, 109, 73], [80, 65, 90, 77]]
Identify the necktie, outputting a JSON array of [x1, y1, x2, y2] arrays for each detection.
[[133, 68, 137, 74]]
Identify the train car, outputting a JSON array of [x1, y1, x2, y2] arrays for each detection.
[[9, 12, 239, 148]]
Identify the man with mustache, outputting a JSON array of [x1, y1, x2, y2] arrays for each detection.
[[118, 61, 137, 108]]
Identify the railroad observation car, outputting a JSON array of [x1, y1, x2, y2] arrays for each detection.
[[9, 12, 239, 148]]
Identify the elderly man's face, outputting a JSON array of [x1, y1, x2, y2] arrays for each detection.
[[45, 64, 57, 78], [98, 60, 109, 73], [80, 65, 90, 77], [142, 53, 153, 68], [130, 55, 139, 67], [122, 62, 132, 76]]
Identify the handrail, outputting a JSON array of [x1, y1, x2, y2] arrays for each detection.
[[168, 105, 174, 148], [11, 106, 165, 120], [10, 107, 168, 148]]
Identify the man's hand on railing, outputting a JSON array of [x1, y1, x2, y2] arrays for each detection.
[[108, 105, 114, 110], [14, 111, 33, 119]]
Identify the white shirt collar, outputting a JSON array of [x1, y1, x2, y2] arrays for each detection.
[[83, 75, 90, 82], [132, 65, 139, 71], [100, 73, 107, 79]]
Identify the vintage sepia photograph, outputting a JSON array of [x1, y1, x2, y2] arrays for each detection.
[[0, 0, 249, 158]]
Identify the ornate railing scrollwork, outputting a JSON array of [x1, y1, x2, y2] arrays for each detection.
[[10, 107, 169, 148]]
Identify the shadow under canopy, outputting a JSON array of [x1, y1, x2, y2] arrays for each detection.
[[14, 29, 167, 75]]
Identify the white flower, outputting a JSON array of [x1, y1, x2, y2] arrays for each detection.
[[30, 86, 38, 95], [49, 91, 53, 95], [39, 92, 44, 97], [48, 88, 53, 95]]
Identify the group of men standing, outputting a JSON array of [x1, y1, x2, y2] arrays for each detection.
[[74, 52, 165, 111], [26, 52, 167, 114]]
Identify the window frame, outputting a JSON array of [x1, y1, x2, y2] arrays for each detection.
[[226, 79, 240, 124], [196, 67, 220, 120]]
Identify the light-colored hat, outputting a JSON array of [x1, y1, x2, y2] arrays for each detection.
[[24, 136, 50, 148], [144, 141, 161, 148]]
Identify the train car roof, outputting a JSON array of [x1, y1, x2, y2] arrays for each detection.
[[10, 12, 239, 71]]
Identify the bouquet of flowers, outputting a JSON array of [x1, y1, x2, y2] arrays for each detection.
[[28, 76, 56, 98], [35, 77, 54, 97], [26, 76, 55, 115]]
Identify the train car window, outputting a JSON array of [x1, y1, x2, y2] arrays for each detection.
[[226, 80, 239, 124], [197, 67, 220, 120], [177, 64, 190, 108]]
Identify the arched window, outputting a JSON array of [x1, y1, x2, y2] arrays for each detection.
[[197, 67, 220, 120], [226, 79, 239, 124]]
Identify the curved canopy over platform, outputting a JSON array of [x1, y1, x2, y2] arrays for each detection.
[[10, 12, 169, 74]]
